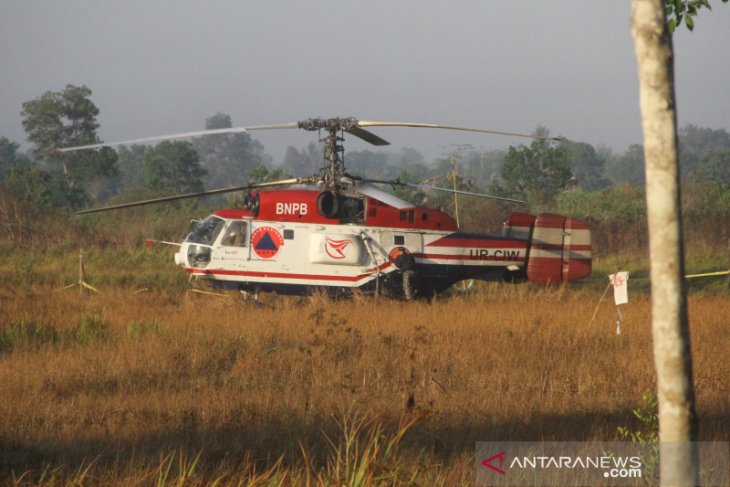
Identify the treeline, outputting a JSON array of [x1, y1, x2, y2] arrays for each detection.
[[2, 84, 730, 252]]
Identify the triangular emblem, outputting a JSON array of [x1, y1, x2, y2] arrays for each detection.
[[255, 231, 279, 251]]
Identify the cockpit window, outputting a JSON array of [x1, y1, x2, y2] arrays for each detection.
[[220, 220, 248, 247], [186, 216, 225, 245]]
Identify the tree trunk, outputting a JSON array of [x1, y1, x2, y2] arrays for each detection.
[[630, 1, 699, 485]]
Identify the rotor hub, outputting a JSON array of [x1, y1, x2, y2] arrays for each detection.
[[297, 118, 358, 191], [297, 117, 359, 132]]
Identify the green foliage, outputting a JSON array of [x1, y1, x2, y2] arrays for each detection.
[[115, 144, 148, 190], [602, 125, 730, 186], [10, 413, 420, 486], [281, 142, 324, 177], [618, 393, 658, 444], [4, 164, 88, 211], [336, 147, 428, 183], [315, 413, 417, 487], [345, 149, 394, 180], [555, 186, 649, 257], [0, 162, 87, 244], [0, 314, 110, 354], [73, 247, 191, 292], [20, 84, 118, 190], [126, 318, 169, 339], [605, 144, 645, 186], [249, 163, 285, 183], [679, 125, 730, 179], [0, 319, 59, 354], [458, 148, 504, 190], [686, 181, 730, 212], [73, 314, 110, 345], [154, 451, 205, 487], [556, 186, 646, 222], [560, 140, 611, 191], [143, 141, 206, 193], [0, 137, 32, 184], [490, 134, 573, 206], [0, 139, 88, 242], [617, 393, 659, 484], [665, 0, 728, 33], [696, 149, 730, 185], [11, 250, 38, 294], [22, 85, 98, 159], [193, 112, 270, 188], [391, 169, 428, 205]]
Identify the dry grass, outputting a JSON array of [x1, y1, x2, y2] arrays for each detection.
[[0, 283, 728, 485]]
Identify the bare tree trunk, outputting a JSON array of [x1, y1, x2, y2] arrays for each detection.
[[631, 1, 699, 485]]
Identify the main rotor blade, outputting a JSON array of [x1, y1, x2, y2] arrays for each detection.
[[59, 123, 299, 152], [356, 121, 564, 142], [402, 182, 528, 204], [75, 178, 302, 214], [345, 126, 390, 146], [350, 183, 413, 209], [359, 177, 527, 205]]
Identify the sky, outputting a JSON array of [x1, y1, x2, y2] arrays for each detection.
[[2, 1, 729, 164]]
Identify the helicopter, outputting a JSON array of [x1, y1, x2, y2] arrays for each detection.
[[62, 117, 592, 299]]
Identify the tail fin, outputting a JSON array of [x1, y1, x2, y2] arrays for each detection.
[[503, 212, 592, 284]]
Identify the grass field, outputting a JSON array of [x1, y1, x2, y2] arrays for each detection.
[[1, 265, 728, 485]]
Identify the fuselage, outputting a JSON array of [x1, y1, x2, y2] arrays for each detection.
[[174, 188, 591, 297]]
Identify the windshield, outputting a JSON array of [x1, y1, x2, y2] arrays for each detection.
[[220, 220, 248, 247], [186, 216, 225, 245]]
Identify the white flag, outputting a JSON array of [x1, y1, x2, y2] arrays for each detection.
[[609, 272, 629, 305]]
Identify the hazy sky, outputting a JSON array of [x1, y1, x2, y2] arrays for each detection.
[[2, 1, 729, 163]]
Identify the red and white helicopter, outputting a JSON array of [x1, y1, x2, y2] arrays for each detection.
[[64, 117, 592, 299]]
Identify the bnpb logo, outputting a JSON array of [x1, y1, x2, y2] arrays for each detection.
[[251, 227, 284, 259]]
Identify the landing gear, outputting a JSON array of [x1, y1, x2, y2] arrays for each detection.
[[390, 247, 417, 300]]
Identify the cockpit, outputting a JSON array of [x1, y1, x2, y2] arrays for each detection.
[[186, 215, 225, 245], [182, 216, 224, 268], [178, 216, 249, 268]]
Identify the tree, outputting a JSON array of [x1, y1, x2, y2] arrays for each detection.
[[461, 148, 504, 189], [490, 128, 573, 205], [193, 112, 269, 188], [1, 135, 87, 215], [678, 124, 730, 179], [560, 141, 611, 191], [1, 137, 86, 242], [5, 165, 87, 211], [0, 137, 32, 184], [632, 1, 702, 484], [344, 150, 391, 179], [696, 148, 730, 185], [142, 141, 206, 193], [20, 84, 117, 191], [664, 0, 729, 32], [249, 164, 285, 184], [606, 144, 646, 186], [281, 142, 323, 177], [116, 144, 149, 189]]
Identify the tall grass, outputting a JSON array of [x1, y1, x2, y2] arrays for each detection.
[[1, 283, 727, 485], [0, 313, 108, 353]]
